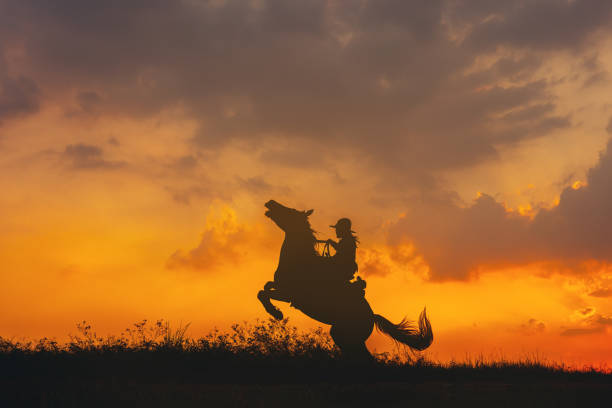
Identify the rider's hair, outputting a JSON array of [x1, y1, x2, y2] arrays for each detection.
[[340, 230, 359, 246]]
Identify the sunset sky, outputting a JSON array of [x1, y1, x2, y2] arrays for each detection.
[[2, 0, 612, 366]]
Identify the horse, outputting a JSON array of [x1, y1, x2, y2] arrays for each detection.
[[257, 200, 433, 360]]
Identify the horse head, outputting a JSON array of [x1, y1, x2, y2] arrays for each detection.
[[264, 200, 314, 235], [265, 200, 319, 292]]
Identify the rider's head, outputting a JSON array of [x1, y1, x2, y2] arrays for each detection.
[[330, 218, 353, 238]]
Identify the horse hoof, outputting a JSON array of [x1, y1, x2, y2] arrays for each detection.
[[270, 308, 284, 320], [257, 290, 266, 300]]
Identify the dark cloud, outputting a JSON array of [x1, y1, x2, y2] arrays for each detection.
[[169, 155, 199, 173], [581, 54, 602, 72], [560, 307, 612, 336], [463, 0, 612, 52], [165, 174, 289, 206], [589, 288, 612, 298], [519, 318, 546, 335], [164, 185, 214, 206], [237, 176, 273, 193], [501, 103, 555, 122], [76, 91, 102, 114], [163, 174, 233, 206], [582, 71, 609, 88], [62, 143, 125, 170], [0, 75, 40, 123], [1, 0, 593, 186], [389, 192, 531, 280], [389, 138, 612, 280], [236, 175, 291, 197], [560, 327, 605, 336], [257, 143, 329, 169], [64, 91, 103, 117]]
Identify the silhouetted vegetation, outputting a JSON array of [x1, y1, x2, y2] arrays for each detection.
[[2, 319, 611, 407]]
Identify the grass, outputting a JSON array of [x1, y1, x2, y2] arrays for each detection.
[[2, 319, 611, 407]]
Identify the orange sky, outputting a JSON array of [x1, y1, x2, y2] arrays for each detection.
[[1, 0, 612, 367]]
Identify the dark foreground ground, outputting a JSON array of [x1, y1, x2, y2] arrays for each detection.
[[2, 319, 611, 407], [3, 379, 612, 408], [4, 374, 612, 408]]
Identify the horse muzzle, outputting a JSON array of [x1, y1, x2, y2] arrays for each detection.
[[264, 200, 280, 217]]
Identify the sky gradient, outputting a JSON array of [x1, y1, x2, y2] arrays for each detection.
[[1, 0, 612, 366]]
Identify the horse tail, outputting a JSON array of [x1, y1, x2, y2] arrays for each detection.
[[373, 308, 433, 351]]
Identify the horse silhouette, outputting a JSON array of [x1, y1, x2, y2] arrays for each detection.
[[258, 200, 433, 360]]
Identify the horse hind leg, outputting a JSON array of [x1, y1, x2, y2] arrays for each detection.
[[330, 324, 373, 363], [257, 290, 284, 320]]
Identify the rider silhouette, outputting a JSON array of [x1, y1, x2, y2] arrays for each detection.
[[320, 218, 365, 292], [326, 218, 358, 280]]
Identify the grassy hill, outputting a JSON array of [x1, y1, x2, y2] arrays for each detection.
[[2, 319, 611, 407]]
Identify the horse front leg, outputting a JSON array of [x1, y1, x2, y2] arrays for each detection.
[[257, 282, 286, 320]]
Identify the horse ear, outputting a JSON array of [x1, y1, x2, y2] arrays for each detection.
[[304, 209, 314, 216]]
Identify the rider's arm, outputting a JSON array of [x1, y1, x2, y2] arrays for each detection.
[[326, 239, 338, 250]]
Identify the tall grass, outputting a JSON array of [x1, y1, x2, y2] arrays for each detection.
[[0, 318, 610, 383], [0, 318, 332, 354]]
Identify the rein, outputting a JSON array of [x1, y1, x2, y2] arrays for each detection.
[[323, 242, 331, 257], [316, 241, 331, 258]]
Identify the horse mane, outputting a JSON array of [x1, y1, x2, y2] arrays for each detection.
[[305, 221, 318, 251], [294, 216, 319, 256]]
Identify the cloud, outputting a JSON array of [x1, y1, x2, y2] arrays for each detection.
[[0, 0, 590, 188], [61, 143, 125, 170], [162, 173, 285, 206], [166, 205, 269, 272], [236, 176, 274, 194], [389, 138, 612, 280], [107, 137, 120, 147], [236, 175, 291, 197], [589, 288, 612, 298], [518, 318, 546, 335], [0, 75, 40, 123], [164, 184, 223, 206], [561, 307, 612, 336], [358, 247, 392, 277], [356, 244, 429, 279], [462, 0, 612, 52], [169, 155, 199, 173], [582, 71, 609, 88], [64, 90, 103, 117]]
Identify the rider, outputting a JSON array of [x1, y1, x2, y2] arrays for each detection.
[[323, 218, 366, 291]]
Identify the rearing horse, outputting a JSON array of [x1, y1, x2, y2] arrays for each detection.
[[257, 200, 433, 360]]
